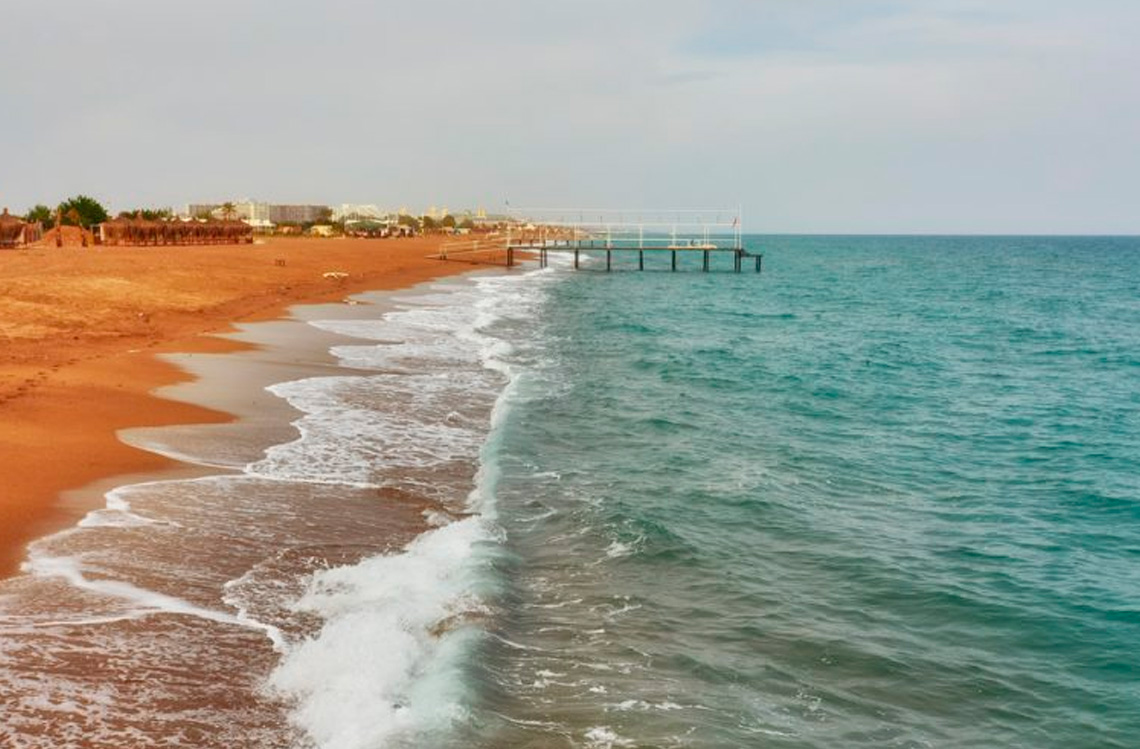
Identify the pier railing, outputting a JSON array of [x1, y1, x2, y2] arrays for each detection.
[[432, 208, 761, 273]]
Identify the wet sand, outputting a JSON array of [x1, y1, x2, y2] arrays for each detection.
[[0, 236, 474, 578]]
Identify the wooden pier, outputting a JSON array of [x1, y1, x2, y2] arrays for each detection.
[[434, 208, 762, 273], [512, 239, 762, 273]]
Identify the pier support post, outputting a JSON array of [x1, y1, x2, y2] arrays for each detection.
[[607, 250, 612, 272], [639, 250, 644, 271], [507, 247, 514, 267], [703, 250, 709, 272], [574, 249, 579, 269], [756, 254, 762, 273], [671, 251, 677, 272]]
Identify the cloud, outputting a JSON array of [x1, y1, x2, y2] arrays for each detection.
[[0, 0, 1137, 233]]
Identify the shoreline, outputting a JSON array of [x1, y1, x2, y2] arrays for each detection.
[[0, 236, 477, 579], [0, 252, 522, 745]]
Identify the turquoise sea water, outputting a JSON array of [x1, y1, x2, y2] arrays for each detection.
[[472, 236, 1140, 747]]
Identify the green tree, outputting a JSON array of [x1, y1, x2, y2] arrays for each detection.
[[58, 195, 109, 227], [458, 218, 475, 230], [421, 215, 438, 231], [25, 204, 54, 228], [397, 214, 421, 231], [220, 202, 238, 221], [440, 214, 457, 229]]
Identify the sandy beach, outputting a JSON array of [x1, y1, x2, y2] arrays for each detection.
[[0, 235, 472, 579]]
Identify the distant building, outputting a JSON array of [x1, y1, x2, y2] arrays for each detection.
[[187, 203, 221, 219], [185, 201, 329, 226], [240, 202, 273, 229], [269, 204, 329, 224], [473, 213, 509, 229]]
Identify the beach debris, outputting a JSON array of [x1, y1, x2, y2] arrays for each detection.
[[322, 271, 349, 281], [275, 258, 286, 267]]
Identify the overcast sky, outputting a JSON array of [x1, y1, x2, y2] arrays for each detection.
[[2, 0, 1137, 234]]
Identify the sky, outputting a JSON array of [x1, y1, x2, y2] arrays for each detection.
[[1, 0, 1137, 234]]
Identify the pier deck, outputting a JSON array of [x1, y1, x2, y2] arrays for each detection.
[[434, 208, 762, 273]]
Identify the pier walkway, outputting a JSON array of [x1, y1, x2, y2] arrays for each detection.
[[434, 209, 762, 273]]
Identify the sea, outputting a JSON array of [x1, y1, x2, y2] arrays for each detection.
[[1, 235, 1138, 748]]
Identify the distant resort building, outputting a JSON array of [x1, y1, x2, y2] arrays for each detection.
[[185, 201, 330, 230], [0, 208, 43, 248], [269, 204, 329, 224], [474, 213, 510, 229], [97, 216, 253, 246], [236, 201, 273, 230]]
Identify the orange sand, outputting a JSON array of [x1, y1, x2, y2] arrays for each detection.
[[0, 236, 474, 578]]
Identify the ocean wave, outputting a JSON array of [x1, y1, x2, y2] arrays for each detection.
[[266, 516, 495, 748], [264, 266, 557, 747]]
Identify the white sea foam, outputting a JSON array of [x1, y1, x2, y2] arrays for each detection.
[[247, 272, 544, 491], [21, 550, 285, 648], [605, 540, 636, 559], [613, 699, 686, 712], [267, 516, 492, 747], [584, 726, 635, 748], [264, 268, 555, 747], [248, 370, 499, 488], [76, 510, 158, 529], [77, 485, 180, 530]]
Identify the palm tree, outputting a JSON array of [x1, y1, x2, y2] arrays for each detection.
[[220, 202, 238, 221]]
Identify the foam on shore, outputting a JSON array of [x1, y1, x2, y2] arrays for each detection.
[[263, 268, 556, 747]]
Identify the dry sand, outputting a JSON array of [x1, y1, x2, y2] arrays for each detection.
[[0, 235, 475, 578]]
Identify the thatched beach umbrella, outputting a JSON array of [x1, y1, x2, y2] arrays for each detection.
[[0, 208, 25, 248], [98, 216, 130, 246]]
